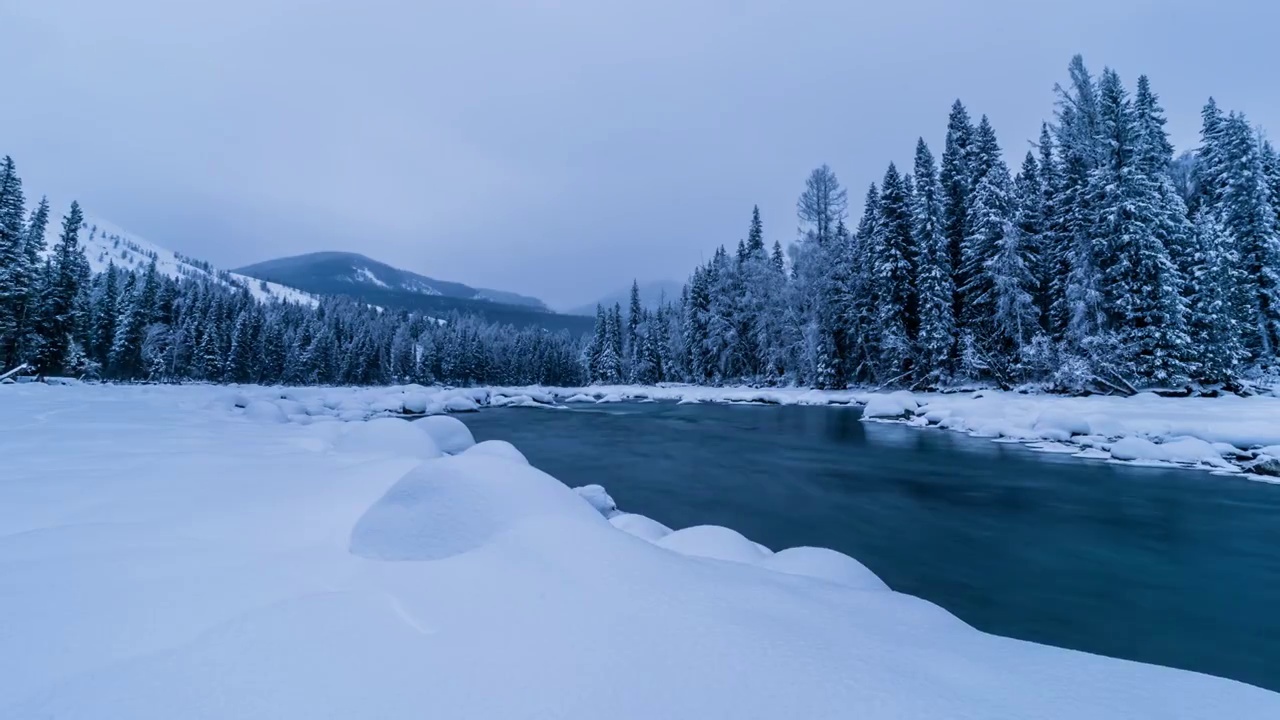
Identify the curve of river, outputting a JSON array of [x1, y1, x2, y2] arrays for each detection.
[[458, 401, 1280, 691]]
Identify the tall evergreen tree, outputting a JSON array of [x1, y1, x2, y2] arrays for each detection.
[[911, 139, 955, 380], [34, 202, 88, 374], [940, 101, 975, 324], [869, 163, 916, 377]]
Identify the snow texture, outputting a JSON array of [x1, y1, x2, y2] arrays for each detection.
[[1, 383, 1277, 718]]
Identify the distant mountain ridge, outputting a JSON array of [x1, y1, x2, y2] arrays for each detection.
[[235, 252, 593, 334], [235, 251, 547, 310], [567, 280, 684, 317]]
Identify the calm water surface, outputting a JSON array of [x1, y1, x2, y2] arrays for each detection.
[[460, 402, 1280, 691]]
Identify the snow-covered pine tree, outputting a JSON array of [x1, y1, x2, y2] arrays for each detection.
[[959, 118, 1014, 334], [0, 156, 28, 364], [626, 279, 642, 379], [1188, 212, 1249, 383], [940, 100, 974, 326], [911, 138, 954, 381], [1088, 68, 1190, 385], [34, 201, 88, 375], [869, 163, 916, 379], [1209, 112, 1280, 358], [797, 165, 848, 247]]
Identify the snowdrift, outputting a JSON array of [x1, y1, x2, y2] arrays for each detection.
[[2, 383, 1278, 719]]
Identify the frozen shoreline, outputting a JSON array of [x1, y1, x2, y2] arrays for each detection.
[[2, 382, 1278, 717], [210, 381, 1280, 479]]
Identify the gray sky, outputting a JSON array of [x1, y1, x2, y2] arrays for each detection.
[[4, 1, 1279, 309]]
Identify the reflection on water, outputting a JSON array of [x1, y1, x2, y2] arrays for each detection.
[[460, 402, 1280, 691]]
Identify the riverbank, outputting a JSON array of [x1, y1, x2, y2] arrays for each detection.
[[210, 382, 1280, 478], [2, 382, 1277, 717]]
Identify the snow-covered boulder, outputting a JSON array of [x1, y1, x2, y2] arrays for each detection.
[[761, 547, 889, 591], [596, 393, 623, 404], [574, 484, 619, 518], [443, 396, 479, 413], [415, 415, 475, 454], [565, 393, 596, 403], [402, 393, 430, 414], [463, 439, 529, 465], [609, 512, 673, 542], [862, 393, 917, 419], [243, 400, 288, 424], [1159, 437, 1233, 468], [1032, 409, 1090, 441], [657, 525, 770, 564], [1107, 437, 1165, 462], [350, 454, 605, 561], [334, 418, 443, 460]]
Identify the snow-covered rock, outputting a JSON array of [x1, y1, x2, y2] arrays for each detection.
[[608, 512, 674, 542], [243, 400, 288, 424], [350, 454, 605, 561], [657, 525, 771, 564], [862, 393, 917, 419], [414, 415, 475, 454], [334, 418, 443, 460], [761, 547, 889, 591], [574, 484, 619, 518], [1032, 409, 1091, 441], [1108, 437, 1166, 462], [463, 439, 529, 465]]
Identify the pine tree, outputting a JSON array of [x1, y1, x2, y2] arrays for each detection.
[[1088, 68, 1189, 384], [9, 196, 50, 364], [0, 156, 28, 363], [869, 163, 916, 378], [940, 101, 974, 324], [626, 279, 642, 379], [35, 201, 88, 375], [746, 205, 765, 256], [1188, 212, 1249, 383], [1210, 112, 1280, 357], [912, 139, 955, 380]]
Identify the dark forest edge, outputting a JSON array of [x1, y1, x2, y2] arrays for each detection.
[[2, 55, 1278, 394]]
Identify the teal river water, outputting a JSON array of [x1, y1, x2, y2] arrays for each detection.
[[459, 401, 1280, 692]]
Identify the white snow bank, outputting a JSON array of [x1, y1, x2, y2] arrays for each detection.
[[414, 415, 475, 454], [761, 546, 890, 591], [862, 392, 919, 419], [334, 418, 443, 460], [350, 454, 605, 562], [463, 439, 529, 465], [3, 383, 1278, 720], [242, 400, 288, 424], [608, 512, 674, 542], [657, 525, 772, 564], [574, 484, 620, 518]]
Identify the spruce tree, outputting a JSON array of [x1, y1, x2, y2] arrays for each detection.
[[1188, 212, 1249, 383], [870, 163, 916, 378], [911, 139, 955, 380], [0, 156, 28, 363], [35, 202, 88, 374], [940, 101, 974, 323]]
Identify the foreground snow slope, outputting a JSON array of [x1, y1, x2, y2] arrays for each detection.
[[1, 384, 1277, 719]]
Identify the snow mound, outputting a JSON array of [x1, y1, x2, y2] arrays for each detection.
[[463, 439, 529, 465], [596, 393, 623, 404], [414, 415, 475, 454], [334, 418, 443, 460], [657, 525, 771, 564], [443, 396, 480, 413], [565, 393, 596, 403], [1108, 437, 1165, 462], [402, 393, 430, 414], [862, 392, 918, 419], [242, 400, 288, 424], [1033, 409, 1091, 441], [608, 512, 674, 542], [349, 454, 605, 561], [761, 547, 889, 591], [574, 484, 619, 518]]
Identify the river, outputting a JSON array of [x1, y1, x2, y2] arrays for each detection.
[[459, 401, 1280, 691]]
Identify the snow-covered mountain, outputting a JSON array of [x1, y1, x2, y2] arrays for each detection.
[[235, 252, 548, 310], [566, 280, 684, 317], [67, 217, 318, 306], [235, 252, 592, 333]]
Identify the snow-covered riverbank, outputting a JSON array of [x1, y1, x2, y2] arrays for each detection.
[[1, 382, 1277, 718], [206, 382, 1280, 478]]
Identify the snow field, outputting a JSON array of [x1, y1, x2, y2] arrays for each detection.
[[1, 383, 1278, 718]]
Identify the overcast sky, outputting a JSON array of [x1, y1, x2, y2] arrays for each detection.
[[4, 1, 1279, 309]]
